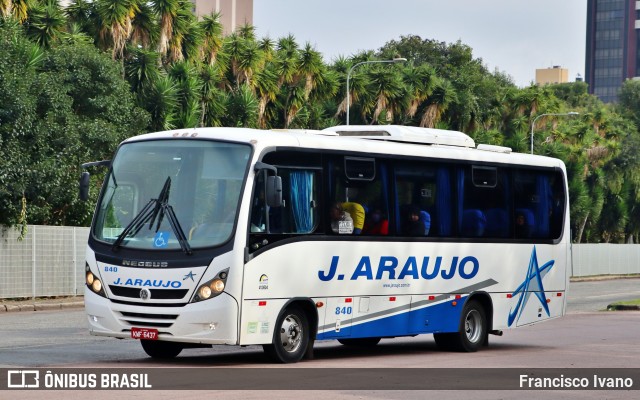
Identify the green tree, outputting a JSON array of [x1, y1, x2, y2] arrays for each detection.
[[0, 24, 149, 226]]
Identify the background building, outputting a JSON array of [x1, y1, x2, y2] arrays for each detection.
[[536, 66, 569, 85], [585, 0, 639, 103], [193, 0, 253, 35]]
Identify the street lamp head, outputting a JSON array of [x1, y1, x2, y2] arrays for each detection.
[[567, 112, 580, 116], [393, 57, 407, 63]]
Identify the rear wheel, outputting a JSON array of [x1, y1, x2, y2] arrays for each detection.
[[140, 340, 183, 359], [263, 306, 309, 363], [338, 337, 381, 347], [434, 300, 487, 352]]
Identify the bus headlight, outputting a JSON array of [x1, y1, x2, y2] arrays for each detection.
[[192, 269, 229, 303], [85, 263, 107, 298]]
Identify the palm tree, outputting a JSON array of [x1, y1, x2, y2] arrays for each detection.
[[3, 0, 34, 23], [200, 11, 223, 65], [298, 42, 323, 100], [254, 64, 279, 128], [420, 78, 456, 128], [25, 0, 65, 49], [222, 32, 246, 87], [181, 17, 204, 64], [199, 63, 227, 126], [129, 0, 157, 49], [168, 61, 203, 128], [237, 23, 256, 40], [95, 0, 140, 59], [152, 0, 180, 59], [125, 46, 160, 93], [225, 84, 259, 128], [273, 34, 299, 80], [367, 66, 405, 124], [258, 36, 275, 62], [64, 0, 100, 41], [402, 64, 436, 122], [1, 0, 10, 19], [165, 0, 197, 64], [236, 38, 264, 88], [143, 74, 179, 131]]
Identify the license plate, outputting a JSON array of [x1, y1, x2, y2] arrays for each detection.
[[131, 327, 159, 340]]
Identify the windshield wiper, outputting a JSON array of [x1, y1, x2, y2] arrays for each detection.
[[112, 177, 192, 255]]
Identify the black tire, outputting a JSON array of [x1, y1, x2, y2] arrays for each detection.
[[140, 339, 183, 359], [263, 306, 309, 363], [434, 300, 487, 352], [337, 337, 381, 347]]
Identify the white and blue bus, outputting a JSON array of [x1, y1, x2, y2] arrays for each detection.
[[80, 125, 570, 363]]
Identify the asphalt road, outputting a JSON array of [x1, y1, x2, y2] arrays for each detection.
[[0, 278, 639, 399]]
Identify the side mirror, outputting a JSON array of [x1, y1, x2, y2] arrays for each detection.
[[79, 171, 90, 201], [266, 176, 283, 207]]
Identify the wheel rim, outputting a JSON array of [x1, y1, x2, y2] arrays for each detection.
[[279, 313, 303, 353], [464, 309, 482, 343]]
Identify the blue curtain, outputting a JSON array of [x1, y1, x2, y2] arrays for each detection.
[[290, 171, 314, 233], [436, 167, 452, 236], [535, 175, 551, 237]]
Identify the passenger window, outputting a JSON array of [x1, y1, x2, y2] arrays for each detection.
[[331, 157, 389, 235], [513, 170, 565, 240], [460, 165, 508, 238], [394, 163, 447, 237], [250, 168, 319, 234]]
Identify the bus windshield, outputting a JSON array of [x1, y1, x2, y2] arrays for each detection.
[[93, 139, 252, 250]]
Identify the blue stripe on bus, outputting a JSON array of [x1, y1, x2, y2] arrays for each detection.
[[316, 297, 466, 340]]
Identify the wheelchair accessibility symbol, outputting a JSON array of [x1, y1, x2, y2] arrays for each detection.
[[154, 231, 170, 248]]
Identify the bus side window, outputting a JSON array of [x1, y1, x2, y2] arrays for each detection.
[[513, 170, 565, 240], [394, 162, 442, 237], [251, 168, 319, 235]]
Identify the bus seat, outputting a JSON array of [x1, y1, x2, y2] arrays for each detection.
[[420, 210, 431, 236], [342, 202, 365, 234], [515, 208, 535, 237], [485, 208, 508, 237], [461, 209, 486, 237]]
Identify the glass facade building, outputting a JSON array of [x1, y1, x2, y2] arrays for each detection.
[[585, 0, 638, 103]]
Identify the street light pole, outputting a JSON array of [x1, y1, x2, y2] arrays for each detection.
[[530, 112, 579, 154], [346, 57, 407, 125]]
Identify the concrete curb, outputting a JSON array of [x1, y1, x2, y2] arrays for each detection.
[[0, 301, 84, 313]]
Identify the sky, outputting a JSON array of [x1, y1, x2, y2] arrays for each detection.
[[253, 0, 587, 87]]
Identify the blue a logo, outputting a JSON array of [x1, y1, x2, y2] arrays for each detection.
[[153, 231, 170, 248], [508, 246, 555, 327]]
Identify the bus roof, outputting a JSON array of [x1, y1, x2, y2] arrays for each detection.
[[122, 126, 564, 170]]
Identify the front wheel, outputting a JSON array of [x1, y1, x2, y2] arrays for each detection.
[[434, 300, 487, 352], [140, 339, 183, 359], [263, 306, 309, 363]]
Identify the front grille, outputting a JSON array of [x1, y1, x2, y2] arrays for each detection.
[[109, 285, 189, 300], [118, 311, 179, 328]]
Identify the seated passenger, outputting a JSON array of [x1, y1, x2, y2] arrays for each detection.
[[341, 201, 365, 234], [329, 202, 354, 234], [362, 208, 389, 235], [404, 205, 426, 236], [515, 212, 531, 237]]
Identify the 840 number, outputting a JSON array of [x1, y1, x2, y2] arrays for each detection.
[[335, 306, 352, 315]]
